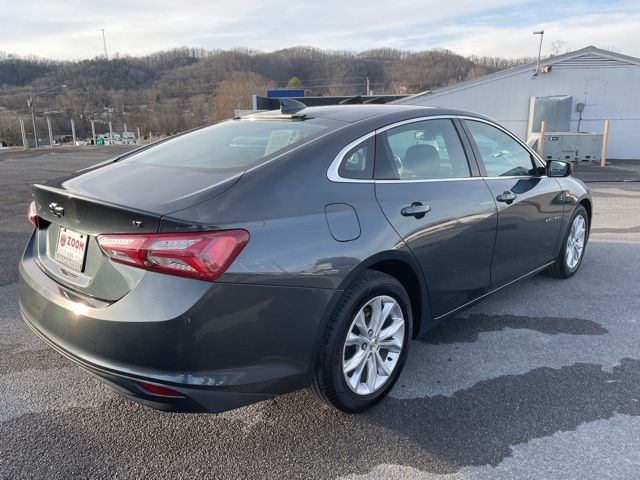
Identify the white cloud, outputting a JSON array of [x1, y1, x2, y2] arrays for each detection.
[[441, 11, 640, 58], [0, 0, 639, 59]]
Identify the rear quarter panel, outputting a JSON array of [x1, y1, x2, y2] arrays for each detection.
[[160, 126, 408, 291]]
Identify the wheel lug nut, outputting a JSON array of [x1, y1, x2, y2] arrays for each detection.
[[368, 330, 373, 336], [361, 344, 367, 350]]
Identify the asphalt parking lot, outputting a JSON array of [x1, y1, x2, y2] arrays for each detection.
[[1, 148, 639, 479]]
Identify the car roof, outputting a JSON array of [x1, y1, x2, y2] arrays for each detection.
[[246, 104, 491, 124]]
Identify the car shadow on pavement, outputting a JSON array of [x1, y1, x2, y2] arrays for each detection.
[[420, 313, 608, 344], [2, 358, 639, 478], [367, 358, 640, 473]]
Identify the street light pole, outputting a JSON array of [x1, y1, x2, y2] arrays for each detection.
[[533, 30, 545, 76], [102, 29, 109, 60]]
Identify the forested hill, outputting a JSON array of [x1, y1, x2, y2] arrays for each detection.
[[0, 47, 532, 143]]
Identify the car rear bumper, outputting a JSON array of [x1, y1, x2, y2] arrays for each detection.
[[19, 233, 339, 413], [20, 309, 271, 412]]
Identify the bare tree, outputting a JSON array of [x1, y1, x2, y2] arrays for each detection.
[[0, 46, 546, 144], [550, 40, 569, 56], [601, 45, 620, 53], [212, 71, 275, 121]]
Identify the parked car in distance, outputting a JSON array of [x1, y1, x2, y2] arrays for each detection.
[[19, 103, 591, 413]]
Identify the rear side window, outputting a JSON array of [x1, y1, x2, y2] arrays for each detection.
[[377, 119, 471, 180], [465, 120, 535, 177], [124, 118, 338, 172], [337, 137, 375, 180]]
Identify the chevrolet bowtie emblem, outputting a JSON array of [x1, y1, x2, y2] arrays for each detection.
[[48, 202, 64, 217]]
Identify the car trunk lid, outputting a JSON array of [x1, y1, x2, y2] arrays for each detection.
[[41, 159, 243, 216], [30, 165, 241, 302]]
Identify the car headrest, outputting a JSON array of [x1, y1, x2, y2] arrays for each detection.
[[403, 144, 440, 178]]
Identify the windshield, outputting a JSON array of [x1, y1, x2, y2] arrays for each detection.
[[124, 118, 340, 171]]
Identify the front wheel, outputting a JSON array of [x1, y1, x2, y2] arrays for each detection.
[[309, 270, 412, 413], [545, 205, 589, 278]]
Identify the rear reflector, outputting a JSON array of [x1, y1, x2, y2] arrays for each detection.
[[137, 382, 184, 398], [97, 230, 249, 281], [28, 201, 38, 227]]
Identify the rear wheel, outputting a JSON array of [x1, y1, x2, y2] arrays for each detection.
[[545, 205, 589, 278], [310, 270, 412, 413]]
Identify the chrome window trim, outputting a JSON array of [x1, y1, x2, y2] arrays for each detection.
[[326, 115, 546, 184], [326, 131, 376, 183], [374, 115, 458, 133], [375, 175, 535, 184]]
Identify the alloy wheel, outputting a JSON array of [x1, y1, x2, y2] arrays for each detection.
[[566, 215, 586, 269], [341, 295, 405, 395]]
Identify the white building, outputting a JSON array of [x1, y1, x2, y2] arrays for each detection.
[[397, 46, 640, 160]]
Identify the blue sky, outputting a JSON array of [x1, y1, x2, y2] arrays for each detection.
[[1, 0, 639, 60]]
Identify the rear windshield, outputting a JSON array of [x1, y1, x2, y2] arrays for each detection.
[[124, 118, 340, 171]]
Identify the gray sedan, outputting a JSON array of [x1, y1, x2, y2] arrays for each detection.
[[19, 104, 591, 413]]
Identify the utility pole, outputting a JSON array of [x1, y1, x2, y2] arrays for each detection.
[[91, 120, 96, 145], [71, 118, 77, 145], [47, 116, 54, 148], [366, 77, 370, 96], [102, 29, 109, 60], [28, 90, 38, 148], [19, 118, 28, 150], [533, 30, 544, 76], [25, 84, 67, 149]]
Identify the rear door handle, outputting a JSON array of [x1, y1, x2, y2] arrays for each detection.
[[496, 191, 517, 203], [401, 202, 431, 218]]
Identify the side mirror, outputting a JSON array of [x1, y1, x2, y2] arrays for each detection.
[[546, 160, 573, 177]]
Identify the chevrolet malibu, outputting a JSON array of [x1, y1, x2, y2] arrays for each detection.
[[19, 103, 591, 413]]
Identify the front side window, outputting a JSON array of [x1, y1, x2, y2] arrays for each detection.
[[465, 120, 535, 177], [377, 119, 471, 180]]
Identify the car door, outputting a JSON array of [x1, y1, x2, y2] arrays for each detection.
[[374, 118, 497, 319], [461, 118, 564, 288]]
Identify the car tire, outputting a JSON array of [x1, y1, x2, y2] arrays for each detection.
[[310, 270, 412, 413], [544, 205, 589, 279]]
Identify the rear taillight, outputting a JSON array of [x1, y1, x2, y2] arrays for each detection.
[[28, 201, 38, 227], [97, 230, 249, 281]]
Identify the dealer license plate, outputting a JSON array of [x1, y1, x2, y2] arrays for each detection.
[[54, 228, 88, 272]]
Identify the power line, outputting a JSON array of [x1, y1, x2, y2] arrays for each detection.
[[0, 86, 70, 99], [0, 86, 32, 94], [272, 75, 374, 83], [280, 81, 397, 89]]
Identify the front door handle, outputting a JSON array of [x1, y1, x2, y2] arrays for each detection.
[[496, 191, 517, 203], [401, 202, 431, 218]]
